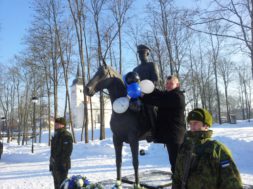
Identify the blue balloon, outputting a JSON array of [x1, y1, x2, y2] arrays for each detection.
[[127, 82, 141, 98]]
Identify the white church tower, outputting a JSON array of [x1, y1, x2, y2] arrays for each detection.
[[71, 66, 84, 128], [70, 66, 112, 128]]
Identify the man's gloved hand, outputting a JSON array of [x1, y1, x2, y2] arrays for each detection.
[[129, 98, 142, 112]]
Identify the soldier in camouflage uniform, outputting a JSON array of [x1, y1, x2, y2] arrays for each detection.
[[50, 117, 73, 189], [172, 108, 243, 189]]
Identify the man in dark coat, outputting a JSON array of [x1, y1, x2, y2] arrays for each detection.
[[133, 44, 161, 141], [142, 75, 186, 174], [50, 117, 73, 189]]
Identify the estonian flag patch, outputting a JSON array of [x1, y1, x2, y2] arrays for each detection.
[[220, 160, 230, 168]]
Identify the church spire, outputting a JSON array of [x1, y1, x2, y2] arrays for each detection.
[[72, 64, 82, 86]]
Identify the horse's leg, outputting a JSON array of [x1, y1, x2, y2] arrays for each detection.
[[113, 135, 123, 182], [129, 138, 139, 185]]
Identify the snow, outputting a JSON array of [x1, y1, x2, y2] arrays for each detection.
[[1, 120, 253, 189]]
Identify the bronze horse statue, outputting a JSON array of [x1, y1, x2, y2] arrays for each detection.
[[84, 63, 150, 188]]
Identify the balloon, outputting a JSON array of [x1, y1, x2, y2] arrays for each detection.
[[112, 97, 129, 113], [127, 82, 141, 98], [124, 72, 140, 85], [139, 79, 155, 94]]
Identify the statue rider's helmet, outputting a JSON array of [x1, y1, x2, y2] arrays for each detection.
[[137, 44, 150, 62], [137, 44, 150, 53], [124, 71, 140, 85]]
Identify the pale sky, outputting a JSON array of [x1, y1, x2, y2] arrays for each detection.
[[0, 0, 195, 67], [0, 0, 32, 65]]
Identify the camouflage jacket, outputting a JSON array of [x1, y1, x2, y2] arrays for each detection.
[[50, 128, 73, 170], [172, 130, 243, 189]]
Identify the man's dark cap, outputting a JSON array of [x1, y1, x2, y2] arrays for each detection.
[[55, 117, 66, 126], [137, 44, 150, 52]]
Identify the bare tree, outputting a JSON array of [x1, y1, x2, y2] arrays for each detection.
[[21, 78, 32, 145], [124, 21, 145, 66], [192, 50, 214, 111], [26, 0, 55, 145], [87, 0, 107, 140], [146, 0, 193, 78], [30, 0, 62, 120], [0, 79, 11, 143], [218, 58, 235, 122], [190, 0, 253, 77], [50, 0, 76, 142], [186, 41, 200, 108], [25, 0, 76, 144], [68, 0, 89, 143], [207, 20, 227, 124], [238, 64, 252, 121], [109, 0, 133, 74], [144, 16, 168, 87]]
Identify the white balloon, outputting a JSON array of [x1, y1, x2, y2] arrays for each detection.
[[112, 97, 129, 113], [140, 79, 155, 94]]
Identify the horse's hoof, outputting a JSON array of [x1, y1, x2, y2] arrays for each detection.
[[111, 180, 122, 189], [133, 183, 145, 189]]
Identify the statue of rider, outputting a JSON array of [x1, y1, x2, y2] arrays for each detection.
[[133, 44, 161, 142]]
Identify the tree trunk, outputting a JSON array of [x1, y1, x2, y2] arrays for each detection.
[[51, 0, 76, 143], [68, 0, 89, 143]]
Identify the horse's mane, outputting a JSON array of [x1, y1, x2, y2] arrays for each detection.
[[106, 65, 123, 82]]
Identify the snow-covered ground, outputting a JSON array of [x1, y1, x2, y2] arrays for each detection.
[[0, 120, 253, 189]]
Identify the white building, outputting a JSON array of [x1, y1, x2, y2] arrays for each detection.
[[70, 66, 112, 128]]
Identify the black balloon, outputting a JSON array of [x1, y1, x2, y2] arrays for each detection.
[[125, 71, 140, 85]]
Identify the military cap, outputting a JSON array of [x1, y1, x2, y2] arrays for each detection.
[[187, 108, 213, 127], [55, 117, 66, 126], [137, 44, 151, 52]]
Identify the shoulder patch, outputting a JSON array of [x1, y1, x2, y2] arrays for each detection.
[[220, 160, 230, 168]]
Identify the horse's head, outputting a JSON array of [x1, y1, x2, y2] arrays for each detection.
[[84, 64, 121, 96]]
